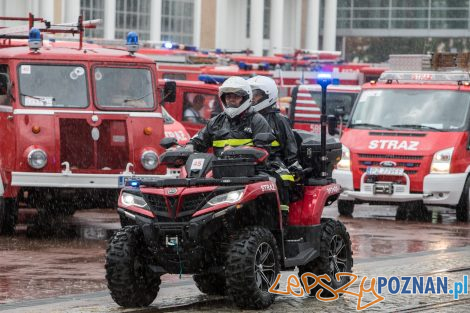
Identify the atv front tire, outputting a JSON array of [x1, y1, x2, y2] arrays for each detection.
[[298, 218, 353, 298], [225, 226, 280, 309], [193, 273, 226, 295], [106, 226, 161, 307]]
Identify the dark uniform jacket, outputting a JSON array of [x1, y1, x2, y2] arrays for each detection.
[[259, 107, 298, 167], [189, 107, 272, 156]]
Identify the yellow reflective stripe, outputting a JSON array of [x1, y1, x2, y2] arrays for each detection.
[[271, 140, 280, 147], [280, 174, 295, 182], [213, 139, 253, 148]]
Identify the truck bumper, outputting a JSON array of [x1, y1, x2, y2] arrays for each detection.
[[11, 170, 178, 189], [332, 169, 467, 206]]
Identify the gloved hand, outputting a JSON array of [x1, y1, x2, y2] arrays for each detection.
[[288, 161, 303, 181], [181, 144, 194, 152]]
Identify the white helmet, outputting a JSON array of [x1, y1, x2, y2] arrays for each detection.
[[219, 76, 252, 119], [247, 75, 278, 112]]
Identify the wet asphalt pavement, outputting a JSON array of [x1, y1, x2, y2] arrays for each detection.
[[1, 204, 470, 312]]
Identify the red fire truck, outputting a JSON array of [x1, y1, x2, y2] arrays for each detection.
[[333, 69, 470, 221], [0, 15, 172, 234]]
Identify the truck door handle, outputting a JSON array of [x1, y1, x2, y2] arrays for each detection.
[[7, 115, 13, 120]]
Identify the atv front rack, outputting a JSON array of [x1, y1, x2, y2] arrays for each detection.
[[129, 175, 270, 188]]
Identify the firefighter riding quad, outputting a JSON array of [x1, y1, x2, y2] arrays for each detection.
[[105, 76, 353, 309]]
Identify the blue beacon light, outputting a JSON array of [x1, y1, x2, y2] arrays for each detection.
[[128, 180, 141, 188], [28, 27, 42, 51], [163, 41, 173, 49], [126, 32, 139, 54]]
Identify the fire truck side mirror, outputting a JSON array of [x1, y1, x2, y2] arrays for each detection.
[[327, 115, 339, 136], [162, 81, 176, 103]]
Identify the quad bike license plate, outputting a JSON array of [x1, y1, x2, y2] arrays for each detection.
[[366, 166, 404, 176]]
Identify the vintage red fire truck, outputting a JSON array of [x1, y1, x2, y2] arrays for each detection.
[[0, 15, 172, 234], [333, 70, 470, 221]]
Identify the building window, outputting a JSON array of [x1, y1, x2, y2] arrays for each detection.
[[161, 0, 194, 45], [115, 0, 151, 41], [246, 0, 271, 39], [80, 0, 105, 38]]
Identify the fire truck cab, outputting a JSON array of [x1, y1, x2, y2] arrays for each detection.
[[333, 70, 470, 221], [0, 19, 171, 233], [160, 79, 221, 137]]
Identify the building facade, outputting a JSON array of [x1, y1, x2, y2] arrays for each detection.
[[0, 0, 469, 60]]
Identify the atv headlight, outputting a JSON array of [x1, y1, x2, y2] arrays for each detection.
[[336, 145, 350, 171], [141, 150, 159, 170], [28, 149, 47, 169], [430, 147, 453, 174], [207, 190, 244, 206], [120, 192, 149, 209]]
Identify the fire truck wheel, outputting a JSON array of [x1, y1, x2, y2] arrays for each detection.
[[337, 200, 354, 216], [456, 177, 470, 222], [106, 226, 161, 307], [396, 202, 429, 221], [0, 198, 17, 235], [225, 226, 280, 309], [193, 273, 226, 295], [298, 218, 353, 298]]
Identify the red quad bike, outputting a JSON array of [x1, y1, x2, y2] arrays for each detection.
[[105, 78, 353, 309]]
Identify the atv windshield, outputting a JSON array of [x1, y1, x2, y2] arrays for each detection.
[[18, 64, 88, 108], [94, 67, 155, 110], [349, 89, 470, 131], [309, 91, 358, 122]]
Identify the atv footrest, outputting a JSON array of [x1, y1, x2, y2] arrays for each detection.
[[284, 247, 319, 268]]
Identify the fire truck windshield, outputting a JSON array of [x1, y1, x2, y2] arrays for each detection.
[[350, 89, 470, 131], [18, 64, 88, 108], [94, 67, 155, 110]]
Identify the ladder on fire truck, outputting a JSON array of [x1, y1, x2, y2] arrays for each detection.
[[0, 13, 101, 50]]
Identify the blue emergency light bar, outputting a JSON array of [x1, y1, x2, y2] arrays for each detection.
[[379, 71, 470, 84], [198, 74, 227, 84]]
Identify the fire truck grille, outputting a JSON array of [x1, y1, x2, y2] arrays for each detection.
[[59, 119, 129, 170], [358, 154, 424, 160], [357, 153, 424, 176]]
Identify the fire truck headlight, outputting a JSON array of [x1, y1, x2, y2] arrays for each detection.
[[141, 150, 159, 170], [430, 147, 453, 174], [336, 146, 351, 171], [28, 149, 47, 169]]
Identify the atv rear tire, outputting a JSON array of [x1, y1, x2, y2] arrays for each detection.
[[298, 218, 353, 298], [338, 200, 354, 216], [225, 226, 280, 309], [193, 273, 226, 295], [106, 226, 161, 307]]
